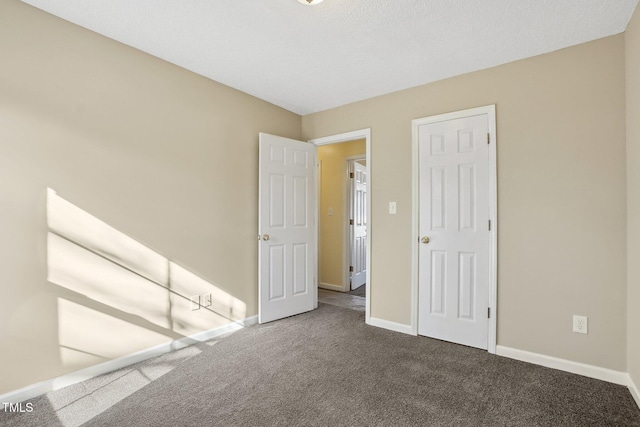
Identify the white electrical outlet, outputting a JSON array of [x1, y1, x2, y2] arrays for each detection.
[[573, 315, 588, 334], [203, 293, 212, 307], [190, 295, 200, 311]]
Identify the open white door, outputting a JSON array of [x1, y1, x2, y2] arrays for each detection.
[[350, 161, 367, 290], [258, 133, 317, 324]]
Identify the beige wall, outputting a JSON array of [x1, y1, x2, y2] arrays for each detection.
[[0, 1, 300, 394], [317, 140, 366, 288], [626, 4, 640, 391], [303, 35, 628, 371]]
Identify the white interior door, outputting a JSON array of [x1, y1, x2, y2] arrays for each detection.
[[258, 133, 317, 324], [417, 114, 490, 349], [350, 161, 367, 290]]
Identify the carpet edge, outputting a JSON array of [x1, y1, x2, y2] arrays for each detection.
[[0, 315, 258, 404]]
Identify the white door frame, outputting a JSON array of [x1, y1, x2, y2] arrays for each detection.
[[309, 129, 371, 322], [411, 105, 497, 353]]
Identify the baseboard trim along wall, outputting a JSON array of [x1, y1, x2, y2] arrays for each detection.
[[0, 315, 258, 404], [367, 316, 415, 335], [319, 282, 343, 292], [629, 375, 640, 409], [497, 345, 640, 410], [497, 343, 631, 381]]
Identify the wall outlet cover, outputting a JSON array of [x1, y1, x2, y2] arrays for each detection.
[[203, 293, 212, 307], [573, 315, 588, 334]]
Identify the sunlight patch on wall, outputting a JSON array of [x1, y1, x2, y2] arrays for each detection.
[[170, 262, 246, 322], [46, 188, 247, 369], [47, 188, 169, 285], [57, 299, 170, 369], [48, 233, 172, 329]]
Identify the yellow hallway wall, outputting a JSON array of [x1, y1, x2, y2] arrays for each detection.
[[0, 1, 301, 394], [303, 35, 627, 371]]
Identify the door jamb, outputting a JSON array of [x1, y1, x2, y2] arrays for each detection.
[[411, 106, 497, 354], [309, 129, 372, 323]]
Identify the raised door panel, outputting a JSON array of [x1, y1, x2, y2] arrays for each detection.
[[269, 245, 285, 301], [430, 250, 446, 315]]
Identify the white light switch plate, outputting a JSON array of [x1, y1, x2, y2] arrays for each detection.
[[389, 202, 397, 214]]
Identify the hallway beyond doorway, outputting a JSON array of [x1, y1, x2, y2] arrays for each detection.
[[318, 289, 364, 312]]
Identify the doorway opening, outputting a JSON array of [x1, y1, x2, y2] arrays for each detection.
[[310, 130, 371, 321]]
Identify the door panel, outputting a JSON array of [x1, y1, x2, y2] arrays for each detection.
[[418, 114, 489, 349], [269, 245, 285, 300], [430, 250, 446, 315], [259, 133, 316, 323], [292, 243, 308, 295], [351, 161, 367, 290]]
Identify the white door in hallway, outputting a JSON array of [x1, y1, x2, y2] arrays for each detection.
[[418, 113, 490, 349], [351, 161, 367, 290], [258, 133, 317, 323]]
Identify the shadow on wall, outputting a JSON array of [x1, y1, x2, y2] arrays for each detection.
[[46, 188, 247, 369]]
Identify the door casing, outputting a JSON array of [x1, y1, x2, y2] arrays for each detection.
[[411, 105, 497, 353], [309, 129, 372, 322]]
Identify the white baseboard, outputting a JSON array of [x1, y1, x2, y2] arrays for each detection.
[[0, 315, 258, 404], [367, 316, 415, 336], [241, 315, 259, 326], [496, 345, 628, 385], [629, 374, 640, 409], [319, 282, 344, 292]]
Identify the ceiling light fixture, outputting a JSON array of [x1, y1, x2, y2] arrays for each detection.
[[297, 0, 324, 5]]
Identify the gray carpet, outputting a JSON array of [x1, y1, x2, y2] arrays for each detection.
[[2, 303, 639, 426], [347, 284, 366, 298]]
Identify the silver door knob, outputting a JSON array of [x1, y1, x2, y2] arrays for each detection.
[[421, 236, 430, 244], [262, 234, 270, 241]]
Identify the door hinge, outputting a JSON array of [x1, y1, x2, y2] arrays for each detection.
[[350, 172, 354, 179], [488, 220, 491, 231], [487, 133, 490, 144], [349, 266, 354, 272], [488, 307, 491, 318], [349, 219, 354, 225]]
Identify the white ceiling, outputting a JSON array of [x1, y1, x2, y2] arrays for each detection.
[[21, 0, 640, 115]]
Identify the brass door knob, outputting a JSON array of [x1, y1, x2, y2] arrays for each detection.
[[421, 236, 430, 244], [262, 234, 270, 241]]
